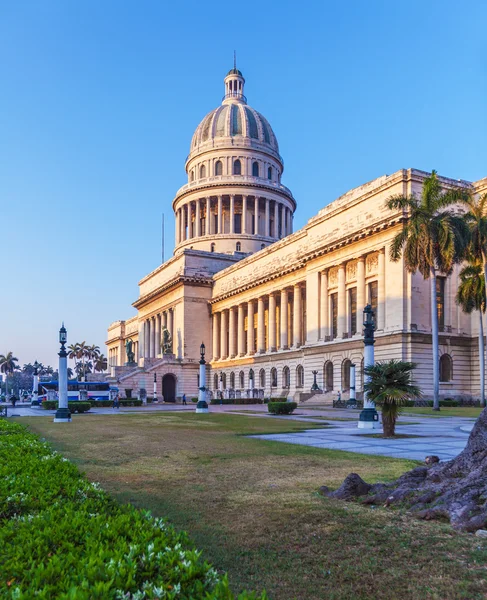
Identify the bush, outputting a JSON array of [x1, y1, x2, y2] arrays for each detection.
[[0, 419, 265, 599], [210, 398, 234, 405], [191, 397, 198, 403], [441, 398, 459, 407], [42, 401, 91, 413], [268, 401, 297, 415], [264, 397, 288, 403]]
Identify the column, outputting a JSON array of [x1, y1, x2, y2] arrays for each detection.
[[187, 202, 193, 238], [162, 311, 168, 330], [293, 284, 302, 347], [230, 195, 235, 234], [265, 199, 270, 236], [220, 309, 228, 359], [206, 197, 211, 235], [212, 313, 220, 360], [247, 301, 255, 354], [357, 256, 366, 325], [306, 271, 320, 344], [378, 248, 386, 330], [150, 317, 155, 357], [242, 195, 247, 233], [168, 308, 174, 341], [229, 307, 237, 358], [144, 320, 150, 358], [155, 314, 161, 356], [180, 207, 185, 242], [337, 264, 346, 338], [280, 288, 289, 349], [195, 199, 201, 237], [175, 210, 180, 245], [138, 322, 145, 361], [238, 304, 245, 356], [282, 207, 287, 237], [269, 292, 277, 351], [218, 195, 223, 234], [274, 201, 279, 238], [257, 297, 265, 353], [320, 270, 329, 340], [254, 197, 259, 235]]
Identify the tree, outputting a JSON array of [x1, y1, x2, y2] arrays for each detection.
[[0, 352, 19, 398], [387, 170, 469, 410], [94, 354, 107, 373], [456, 262, 486, 406], [363, 360, 421, 437]]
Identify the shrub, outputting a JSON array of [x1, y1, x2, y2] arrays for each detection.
[[191, 397, 198, 403], [210, 398, 235, 405], [441, 398, 459, 407], [268, 401, 297, 415], [42, 401, 91, 413], [0, 419, 265, 599], [264, 397, 288, 403]]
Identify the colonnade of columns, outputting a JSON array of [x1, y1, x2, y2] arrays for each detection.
[[212, 248, 387, 361], [175, 195, 293, 244], [138, 307, 175, 360]]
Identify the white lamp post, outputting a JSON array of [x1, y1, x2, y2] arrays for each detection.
[[347, 364, 356, 407], [153, 373, 158, 403], [54, 323, 71, 423], [358, 305, 379, 428], [31, 361, 40, 407], [195, 343, 209, 413]]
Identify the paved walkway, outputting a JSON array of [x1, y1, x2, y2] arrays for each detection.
[[5, 402, 476, 462]]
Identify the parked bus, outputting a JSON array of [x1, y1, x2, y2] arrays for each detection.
[[38, 380, 111, 402]]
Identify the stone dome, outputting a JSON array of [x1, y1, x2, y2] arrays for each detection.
[[190, 103, 279, 154]]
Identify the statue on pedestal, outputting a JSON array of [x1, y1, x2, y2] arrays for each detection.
[[125, 338, 136, 365], [161, 326, 173, 354]]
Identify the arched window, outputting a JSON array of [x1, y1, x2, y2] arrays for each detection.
[[230, 372, 235, 388], [267, 166, 272, 180], [215, 160, 223, 176], [213, 374, 218, 390], [233, 159, 242, 175], [200, 164, 206, 178], [252, 161, 259, 177], [342, 359, 352, 391], [324, 361, 334, 391], [210, 243, 215, 252], [239, 370, 245, 389], [249, 368, 255, 388], [236, 242, 241, 252], [271, 367, 277, 388], [440, 354, 453, 382], [259, 368, 266, 388], [222, 373, 227, 389], [190, 170, 195, 182], [296, 365, 304, 388], [282, 366, 290, 388]]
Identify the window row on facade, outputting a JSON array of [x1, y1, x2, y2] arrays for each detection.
[[189, 158, 279, 183], [175, 195, 293, 245]]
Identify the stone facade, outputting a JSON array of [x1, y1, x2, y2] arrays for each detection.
[[106, 67, 487, 402]]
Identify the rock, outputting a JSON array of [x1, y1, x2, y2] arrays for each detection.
[[326, 473, 372, 500], [425, 455, 440, 465], [475, 529, 487, 538], [318, 485, 330, 496]]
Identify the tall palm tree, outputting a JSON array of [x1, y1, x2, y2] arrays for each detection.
[[456, 262, 486, 406], [94, 353, 107, 373], [364, 360, 421, 437], [0, 352, 19, 398], [387, 170, 470, 410], [87, 345, 101, 368], [461, 193, 487, 287]]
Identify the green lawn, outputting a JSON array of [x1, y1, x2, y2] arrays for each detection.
[[21, 412, 487, 600], [402, 407, 482, 418]]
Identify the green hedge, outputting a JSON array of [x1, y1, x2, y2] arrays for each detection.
[[42, 401, 91, 413], [268, 401, 297, 415], [0, 419, 265, 599]]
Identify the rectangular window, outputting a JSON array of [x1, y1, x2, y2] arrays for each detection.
[[349, 288, 357, 335], [368, 281, 378, 328], [331, 293, 338, 339], [436, 277, 445, 331], [234, 213, 242, 234]]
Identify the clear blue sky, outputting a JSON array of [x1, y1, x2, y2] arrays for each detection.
[[1, 0, 486, 367]]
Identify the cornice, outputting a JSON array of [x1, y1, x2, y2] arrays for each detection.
[[133, 275, 213, 310]]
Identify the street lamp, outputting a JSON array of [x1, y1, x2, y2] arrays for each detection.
[[358, 305, 379, 428], [196, 342, 209, 413], [347, 364, 357, 407], [54, 323, 71, 422], [311, 370, 320, 392], [31, 360, 40, 407]]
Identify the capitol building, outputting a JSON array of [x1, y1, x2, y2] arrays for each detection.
[[106, 66, 487, 403]]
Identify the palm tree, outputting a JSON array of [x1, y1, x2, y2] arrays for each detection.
[[0, 352, 19, 398], [456, 262, 486, 407], [387, 170, 470, 410], [364, 360, 421, 437], [87, 345, 101, 369], [94, 353, 107, 373]]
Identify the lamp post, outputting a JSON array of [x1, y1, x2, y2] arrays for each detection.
[[219, 372, 223, 405], [311, 370, 320, 391], [347, 364, 356, 407], [54, 323, 71, 422], [31, 360, 40, 407], [358, 305, 379, 428], [196, 342, 209, 413], [153, 373, 158, 403]]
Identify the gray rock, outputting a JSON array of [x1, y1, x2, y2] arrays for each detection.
[[475, 529, 487, 538]]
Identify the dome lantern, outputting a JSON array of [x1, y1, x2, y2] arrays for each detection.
[[223, 54, 246, 104]]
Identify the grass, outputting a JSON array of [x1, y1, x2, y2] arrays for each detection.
[[21, 412, 487, 600], [402, 407, 482, 418]]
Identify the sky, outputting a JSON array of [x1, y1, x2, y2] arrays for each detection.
[[1, 0, 486, 367]]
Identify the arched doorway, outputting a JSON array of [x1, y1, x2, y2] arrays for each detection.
[[162, 374, 176, 403], [324, 361, 334, 391]]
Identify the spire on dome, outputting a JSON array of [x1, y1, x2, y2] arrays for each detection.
[[223, 56, 246, 104]]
